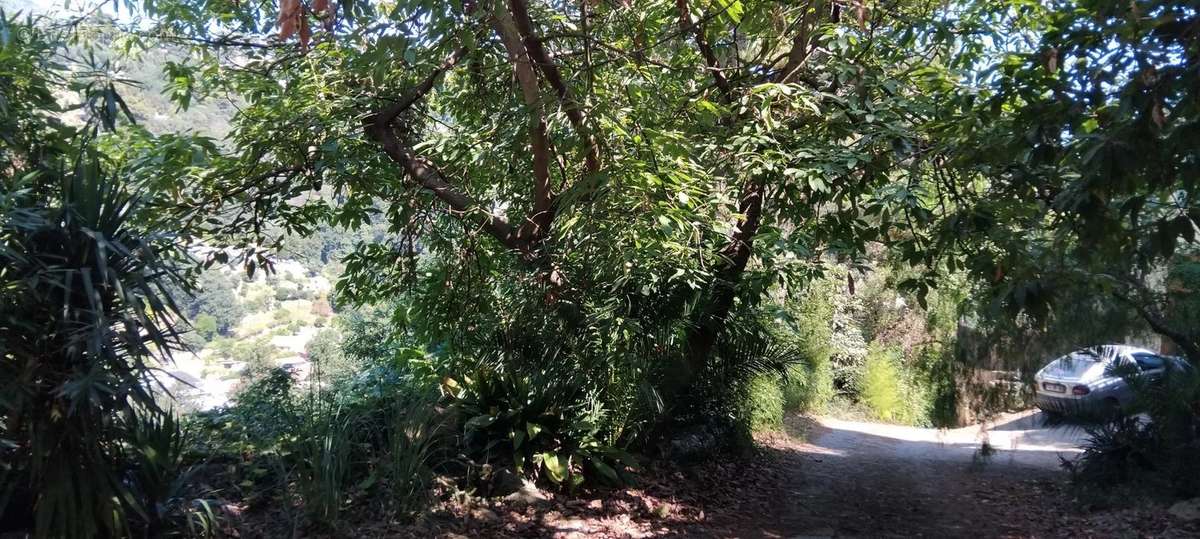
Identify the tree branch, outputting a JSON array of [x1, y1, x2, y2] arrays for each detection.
[[366, 120, 531, 255], [493, 5, 555, 242], [376, 47, 468, 127], [1113, 289, 1200, 362], [776, 8, 815, 84], [366, 49, 532, 255], [676, 0, 732, 100], [508, 0, 601, 175]]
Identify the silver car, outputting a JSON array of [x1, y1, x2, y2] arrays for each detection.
[[1033, 345, 1186, 415]]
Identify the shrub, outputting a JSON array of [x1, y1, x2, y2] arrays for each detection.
[[782, 359, 834, 414], [859, 344, 930, 425], [120, 409, 221, 537], [451, 364, 635, 489], [295, 405, 352, 526], [861, 345, 904, 421], [742, 375, 785, 431], [1068, 361, 1200, 497], [1064, 415, 1158, 487], [776, 278, 837, 413], [0, 95, 194, 537], [225, 368, 299, 446], [384, 393, 447, 515], [194, 313, 219, 341]]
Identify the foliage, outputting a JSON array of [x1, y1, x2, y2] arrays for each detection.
[[225, 368, 299, 446], [776, 278, 837, 413], [0, 13, 199, 536], [384, 392, 448, 515], [120, 409, 222, 537], [859, 344, 930, 426], [92, 0, 972, 472], [295, 403, 353, 525], [860, 345, 904, 422], [925, 0, 1200, 362], [193, 313, 219, 341], [450, 361, 635, 489], [741, 374, 785, 432], [1064, 415, 1159, 487], [184, 270, 244, 336], [1066, 355, 1200, 497], [211, 336, 284, 374], [5, 0, 1198, 528]]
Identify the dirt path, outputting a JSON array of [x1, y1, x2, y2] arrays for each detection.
[[403, 411, 1196, 538], [808, 410, 1086, 470], [705, 412, 1190, 538]]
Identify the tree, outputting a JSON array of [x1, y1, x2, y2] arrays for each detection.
[[194, 313, 220, 341], [923, 0, 1200, 362], [181, 269, 244, 336], [118, 0, 957, 440]]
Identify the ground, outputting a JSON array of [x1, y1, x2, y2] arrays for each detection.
[[221, 411, 1194, 537], [377, 411, 1199, 538]]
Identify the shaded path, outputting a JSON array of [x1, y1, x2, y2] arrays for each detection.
[[409, 411, 1196, 538], [707, 412, 1082, 538]]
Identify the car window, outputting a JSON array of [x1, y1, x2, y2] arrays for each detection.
[[1132, 352, 1165, 371]]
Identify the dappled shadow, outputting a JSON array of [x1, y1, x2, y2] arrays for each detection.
[[350, 412, 1200, 538], [699, 415, 1083, 538], [410, 413, 1093, 538], [977, 411, 1091, 455]]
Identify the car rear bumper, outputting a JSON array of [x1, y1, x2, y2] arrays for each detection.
[[1034, 393, 1089, 414]]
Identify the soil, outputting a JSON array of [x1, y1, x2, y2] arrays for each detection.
[[233, 411, 1200, 538]]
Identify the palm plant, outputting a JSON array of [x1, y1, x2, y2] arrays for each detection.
[[0, 14, 199, 536], [1, 158, 192, 537]]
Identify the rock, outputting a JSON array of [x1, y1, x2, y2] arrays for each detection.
[[503, 478, 550, 506], [469, 507, 499, 524], [490, 467, 524, 497], [1169, 498, 1200, 521]]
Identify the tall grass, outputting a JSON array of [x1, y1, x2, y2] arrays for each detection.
[[296, 405, 352, 526], [743, 375, 786, 431], [860, 344, 931, 425], [386, 395, 446, 514]]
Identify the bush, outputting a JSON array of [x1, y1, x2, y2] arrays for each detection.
[[859, 344, 930, 425], [295, 405, 353, 526], [776, 278, 837, 413], [1068, 362, 1200, 497], [742, 375, 784, 431], [0, 89, 196, 537], [383, 392, 447, 515], [194, 313, 219, 341], [860, 345, 904, 421], [451, 364, 635, 489], [1064, 415, 1158, 487]]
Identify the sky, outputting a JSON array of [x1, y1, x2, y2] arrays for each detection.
[[0, 0, 123, 19]]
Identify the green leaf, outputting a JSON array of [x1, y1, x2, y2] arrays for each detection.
[[590, 457, 620, 485], [540, 452, 566, 483], [465, 414, 497, 430]]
